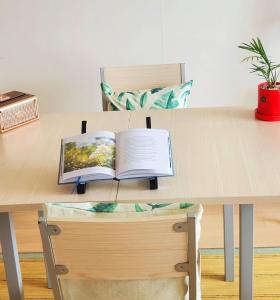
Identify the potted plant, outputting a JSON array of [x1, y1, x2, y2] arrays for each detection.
[[239, 38, 280, 121]]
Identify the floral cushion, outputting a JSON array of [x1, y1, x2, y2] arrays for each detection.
[[47, 202, 195, 217], [101, 81, 193, 111]]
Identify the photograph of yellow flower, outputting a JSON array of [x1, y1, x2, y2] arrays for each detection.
[[63, 137, 115, 173]]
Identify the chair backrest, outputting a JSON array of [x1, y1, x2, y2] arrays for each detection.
[[100, 63, 186, 111], [46, 214, 192, 281]]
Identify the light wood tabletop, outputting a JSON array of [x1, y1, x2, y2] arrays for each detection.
[[1, 107, 280, 210], [1, 106, 276, 300]]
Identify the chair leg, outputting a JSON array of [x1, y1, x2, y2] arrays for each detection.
[[38, 210, 63, 300], [198, 250, 201, 281], [188, 216, 198, 300], [43, 252, 52, 289], [38, 211, 52, 289], [223, 204, 235, 281], [189, 272, 197, 300]]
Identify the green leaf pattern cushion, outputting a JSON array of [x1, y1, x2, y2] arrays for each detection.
[[101, 81, 193, 111], [51, 202, 193, 214]]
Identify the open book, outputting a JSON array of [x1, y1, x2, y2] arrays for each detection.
[[58, 128, 173, 184]]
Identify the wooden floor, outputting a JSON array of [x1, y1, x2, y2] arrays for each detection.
[[202, 253, 280, 299], [200, 204, 280, 248], [3, 203, 280, 253], [0, 253, 280, 299]]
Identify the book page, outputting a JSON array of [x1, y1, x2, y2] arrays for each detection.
[[116, 128, 172, 178], [61, 131, 116, 182]]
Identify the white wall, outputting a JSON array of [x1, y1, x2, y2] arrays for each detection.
[[1, 0, 280, 112]]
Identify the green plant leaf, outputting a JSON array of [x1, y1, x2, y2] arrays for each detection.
[[148, 203, 171, 210], [140, 92, 148, 107], [167, 100, 179, 109], [180, 202, 193, 209], [162, 90, 173, 101], [166, 91, 179, 109], [180, 90, 190, 107], [110, 103, 119, 111], [135, 203, 144, 212], [153, 98, 167, 109], [238, 37, 280, 86], [117, 92, 125, 102], [181, 80, 193, 88], [92, 203, 117, 212], [101, 82, 113, 96], [151, 87, 163, 94], [126, 99, 135, 110]]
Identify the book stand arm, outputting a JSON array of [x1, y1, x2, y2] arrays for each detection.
[[146, 117, 158, 190], [76, 120, 87, 194]]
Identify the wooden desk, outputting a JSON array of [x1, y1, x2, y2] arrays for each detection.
[[1, 107, 280, 300]]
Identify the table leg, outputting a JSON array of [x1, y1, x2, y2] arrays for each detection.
[[223, 204, 235, 281], [239, 204, 254, 300], [0, 212, 24, 300]]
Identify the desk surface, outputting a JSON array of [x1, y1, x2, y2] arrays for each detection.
[[1, 107, 280, 210]]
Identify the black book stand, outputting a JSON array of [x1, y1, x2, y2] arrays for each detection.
[[76, 120, 87, 194], [76, 117, 158, 194]]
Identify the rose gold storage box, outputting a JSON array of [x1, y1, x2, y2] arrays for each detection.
[[0, 91, 39, 133]]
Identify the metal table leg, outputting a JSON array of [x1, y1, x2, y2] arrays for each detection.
[[223, 204, 235, 281], [0, 212, 24, 300], [239, 204, 254, 300]]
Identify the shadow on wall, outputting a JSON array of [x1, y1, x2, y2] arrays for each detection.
[[251, 0, 280, 60], [252, 0, 280, 26]]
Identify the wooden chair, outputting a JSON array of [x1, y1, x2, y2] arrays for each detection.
[[100, 63, 235, 282], [38, 207, 202, 300]]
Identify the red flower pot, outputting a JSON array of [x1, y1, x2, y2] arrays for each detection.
[[255, 82, 280, 121]]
